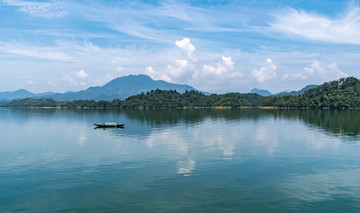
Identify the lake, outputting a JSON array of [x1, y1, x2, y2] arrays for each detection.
[[1, 108, 360, 212]]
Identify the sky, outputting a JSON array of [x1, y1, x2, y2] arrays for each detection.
[[0, 0, 360, 93]]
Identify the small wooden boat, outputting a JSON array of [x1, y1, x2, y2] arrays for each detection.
[[93, 122, 124, 128]]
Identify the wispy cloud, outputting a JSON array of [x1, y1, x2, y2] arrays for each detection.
[[27, 80, 35, 85], [270, 4, 360, 45], [3, 0, 66, 18], [47, 1, 258, 44], [0, 41, 72, 61], [1, 1, 360, 93]]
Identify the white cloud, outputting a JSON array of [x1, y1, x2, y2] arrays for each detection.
[[0, 41, 72, 61], [62, 75, 76, 85], [147, 38, 244, 90], [27, 80, 35, 85], [95, 74, 114, 86], [193, 56, 238, 82], [175, 38, 196, 55], [62, 70, 89, 86], [147, 62, 183, 83], [76, 70, 88, 79], [282, 73, 308, 81], [270, 5, 360, 44], [251, 58, 277, 83], [145, 66, 172, 82], [147, 52, 242, 87], [222, 56, 234, 67], [116, 66, 123, 72], [48, 81, 56, 87], [282, 61, 349, 83], [304, 61, 349, 80], [166, 59, 193, 80], [4, 0, 66, 18], [94, 68, 124, 86], [146, 39, 197, 83]]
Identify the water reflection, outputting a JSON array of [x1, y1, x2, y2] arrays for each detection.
[[78, 133, 86, 147], [6, 108, 360, 139], [123, 109, 360, 140], [1, 108, 360, 212], [264, 110, 360, 140], [281, 167, 360, 203], [253, 125, 279, 155]]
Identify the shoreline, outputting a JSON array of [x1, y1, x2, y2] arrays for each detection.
[[1, 106, 360, 110]]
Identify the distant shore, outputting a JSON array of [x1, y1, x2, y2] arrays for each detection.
[[2, 106, 360, 110], [3, 77, 360, 110]]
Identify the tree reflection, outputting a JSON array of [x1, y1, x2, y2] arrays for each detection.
[[7, 108, 360, 139]]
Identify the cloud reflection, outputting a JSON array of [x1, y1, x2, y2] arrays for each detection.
[[146, 129, 195, 176], [253, 125, 279, 155], [77, 133, 86, 147]]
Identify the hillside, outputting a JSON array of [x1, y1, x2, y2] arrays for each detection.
[[0, 75, 196, 102], [250, 88, 272, 96], [0, 89, 34, 102], [276, 84, 317, 96], [263, 77, 360, 109], [6, 90, 265, 108], [43, 74, 197, 101], [250, 84, 317, 97], [0, 89, 55, 103], [4, 77, 360, 109]]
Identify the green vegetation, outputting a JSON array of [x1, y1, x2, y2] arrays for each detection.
[[263, 77, 360, 109], [3, 77, 360, 109], [7, 98, 57, 107], [4, 89, 263, 109]]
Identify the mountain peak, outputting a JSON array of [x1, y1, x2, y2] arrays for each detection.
[[250, 88, 273, 96], [0, 89, 34, 101], [41, 74, 196, 101], [276, 84, 318, 96], [106, 74, 153, 86]]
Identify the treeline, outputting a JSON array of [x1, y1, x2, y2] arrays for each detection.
[[4, 90, 264, 109], [263, 77, 360, 109], [4, 77, 360, 109]]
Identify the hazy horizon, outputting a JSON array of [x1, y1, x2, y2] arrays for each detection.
[[1, 0, 360, 93], [0, 73, 322, 95]]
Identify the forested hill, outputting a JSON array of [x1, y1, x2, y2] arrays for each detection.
[[3, 77, 360, 109], [4, 90, 264, 109], [263, 77, 360, 109]]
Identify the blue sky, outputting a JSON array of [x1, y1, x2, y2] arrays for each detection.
[[1, 0, 360, 93]]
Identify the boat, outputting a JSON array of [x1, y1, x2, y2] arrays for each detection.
[[93, 122, 124, 128]]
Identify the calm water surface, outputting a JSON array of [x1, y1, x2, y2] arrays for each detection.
[[1, 108, 360, 212]]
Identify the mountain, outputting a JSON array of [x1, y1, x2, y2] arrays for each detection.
[[0, 89, 57, 103], [276, 84, 317, 96], [250, 88, 273, 96], [41, 74, 196, 101], [263, 77, 360, 109], [0, 89, 34, 102], [0, 74, 319, 102], [249, 85, 317, 97], [0, 75, 196, 102]]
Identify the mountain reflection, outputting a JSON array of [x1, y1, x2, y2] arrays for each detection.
[[7, 108, 360, 139], [273, 110, 360, 140], [2, 108, 360, 211], [122, 109, 360, 139], [122, 109, 272, 125]]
